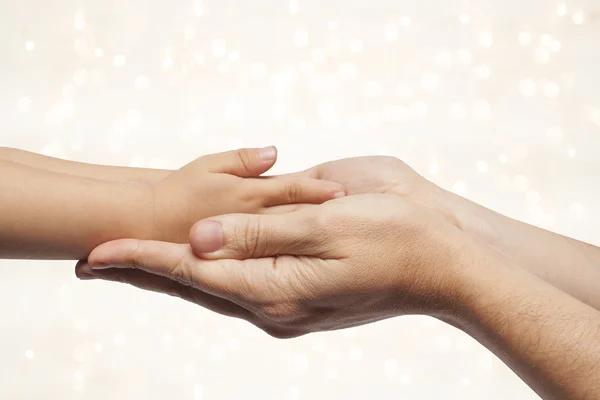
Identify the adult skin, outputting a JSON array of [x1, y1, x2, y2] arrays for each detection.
[[80, 194, 600, 400], [281, 156, 600, 311]]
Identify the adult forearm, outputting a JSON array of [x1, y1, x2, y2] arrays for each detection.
[[0, 147, 170, 183], [441, 188, 600, 310], [0, 160, 154, 260], [453, 253, 600, 400]]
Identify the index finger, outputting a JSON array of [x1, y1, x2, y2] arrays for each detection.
[[86, 238, 276, 305]]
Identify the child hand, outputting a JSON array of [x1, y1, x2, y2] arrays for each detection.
[[151, 146, 346, 242]]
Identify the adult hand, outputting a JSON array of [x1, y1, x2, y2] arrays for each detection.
[[78, 194, 474, 338], [282, 156, 496, 242]]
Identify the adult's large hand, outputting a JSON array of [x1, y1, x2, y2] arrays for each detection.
[[298, 157, 600, 312], [282, 156, 496, 243], [77, 194, 473, 338]]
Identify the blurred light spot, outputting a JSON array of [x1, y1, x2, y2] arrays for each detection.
[[384, 358, 398, 376], [211, 39, 227, 58], [193, 383, 204, 400], [350, 40, 363, 53], [25, 349, 35, 360], [545, 127, 564, 146], [478, 31, 493, 48], [534, 47, 551, 64], [450, 103, 467, 120], [456, 49, 472, 66], [135, 75, 150, 90], [289, 0, 299, 14], [311, 48, 326, 63], [399, 16, 412, 26], [519, 78, 536, 97], [428, 163, 440, 175], [476, 160, 488, 173], [194, 0, 203, 17], [73, 69, 88, 86], [421, 73, 439, 92], [250, 62, 268, 80], [518, 31, 531, 46], [400, 373, 412, 385], [339, 62, 357, 80], [74, 12, 85, 30], [411, 101, 428, 118], [300, 60, 314, 74], [365, 81, 382, 97], [113, 333, 126, 346], [162, 58, 174, 69], [294, 29, 309, 47], [544, 81, 560, 98], [184, 26, 196, 40], [472, 99, 491, 121], [435, 51, 453, 68], [384, 25, 398, 42], [113, 55, 126, 67], [474, 64, 492, 80]]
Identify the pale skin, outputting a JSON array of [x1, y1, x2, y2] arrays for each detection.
[[0, 146, 345, 259], [6, 147, 600, 307], [3, 148, 600, 397], [79, 194, 600, 400], [75, 156, 600, 399]]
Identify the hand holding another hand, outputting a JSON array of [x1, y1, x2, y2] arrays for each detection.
[[77, 194, 475, 338]]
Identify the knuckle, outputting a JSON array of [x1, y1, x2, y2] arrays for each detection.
[[259, 303, 301, 323], [167, 252, 192, 285], [378, 155, 407, 168], [262, 327, 300, 340], [234, 217, 265, 257], [235, 149, 253, 173], [285, 182, 302, 203], [305, 211, 332, 233]]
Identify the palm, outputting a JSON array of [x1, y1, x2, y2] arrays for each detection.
[[296, 156, 461, 229], [298, 156, 423, 196]]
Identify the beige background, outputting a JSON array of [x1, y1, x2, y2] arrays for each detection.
[[1, 0, 600, 398]]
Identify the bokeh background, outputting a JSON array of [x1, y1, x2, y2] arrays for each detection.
[[1, 0, 600, 398]]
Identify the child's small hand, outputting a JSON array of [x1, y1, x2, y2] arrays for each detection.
[[151, 146, 346, 242]]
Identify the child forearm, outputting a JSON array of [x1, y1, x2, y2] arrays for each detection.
[[0, 147, 170, 183], [0, 160, 154, 260]]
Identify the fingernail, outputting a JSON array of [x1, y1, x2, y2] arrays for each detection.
[[90, 264, 117, 270], [257, 146, 277, 162], [333, 191, 346, 199], [191, 220, 224, 253]]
